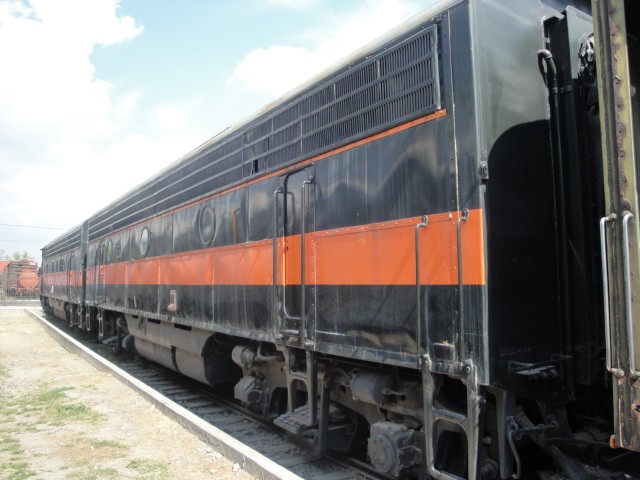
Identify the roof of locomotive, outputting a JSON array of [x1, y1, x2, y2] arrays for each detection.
[[42, 0, 595, 253], [82, 0, 461, 234], [43, 0, 465, 253]]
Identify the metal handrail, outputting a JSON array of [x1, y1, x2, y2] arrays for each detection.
[[272, 188, 283, 329], [599, 213, 617, 373], [621, 211, 638, 377], [456, 209, 469, 362], [300, 178, 313, 343], [415, 215, 429, 356]]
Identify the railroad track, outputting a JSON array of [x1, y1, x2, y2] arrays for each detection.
[[25, 308, 381, 480]]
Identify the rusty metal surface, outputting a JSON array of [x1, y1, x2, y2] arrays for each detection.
[[593, 0, 640, 451]]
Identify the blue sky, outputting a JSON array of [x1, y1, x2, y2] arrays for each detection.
[[0, 0, 436, 263]]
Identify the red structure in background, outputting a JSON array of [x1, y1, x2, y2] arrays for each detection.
[[0, 260, 39, 297]]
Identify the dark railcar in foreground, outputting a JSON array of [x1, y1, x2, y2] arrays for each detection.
[[40, 0, 640, 478]]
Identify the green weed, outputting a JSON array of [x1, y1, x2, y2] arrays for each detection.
[[0, 460, 36, 480], [127, 458, 170, 478], [0, 432, 35, 479], [90, 439, 128, 451], [65, 466, 120, 479], [5, 386, 104, 426]]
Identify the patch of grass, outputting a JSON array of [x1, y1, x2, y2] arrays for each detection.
[[0, 385, 37, 480], [60, 436, 129, 473], [127, 459, 169, 478], [61, 436, 129, 479], [65, 466, 120, 479], [0, 384, 108, 480], [64, 436, 128, 455], [0, 460, 35, 480], [4, 386, 104, 426], [49, 402, 94, 425], [15, 423, 39, 433], [0, 414, 14, 424], [32, 386, 73, 403], [0, 432, 22, 455], [0, 364, 9, 378], [90, 439, 127, 451], [0, 432, 36, 479]]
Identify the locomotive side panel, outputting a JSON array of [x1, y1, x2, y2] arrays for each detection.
[[465, 0, 594, 396], [312, 117, 460, 366], [41, 227, 83, 321], [85, 180, 279, 339]]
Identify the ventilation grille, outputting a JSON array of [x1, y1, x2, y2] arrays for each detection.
[[88, 25, 441, 239], [245, 24, 440, 173], [43, 229, 81, 256]]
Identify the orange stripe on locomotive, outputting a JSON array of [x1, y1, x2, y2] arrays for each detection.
[[82, 209, 484, 287]]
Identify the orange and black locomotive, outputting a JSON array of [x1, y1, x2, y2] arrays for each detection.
[[41, 0, 640, 478]]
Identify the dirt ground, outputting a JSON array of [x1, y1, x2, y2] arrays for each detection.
[[0, 308, 256, 480]]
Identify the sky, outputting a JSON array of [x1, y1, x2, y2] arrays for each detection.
[[0, 0, 438, 264]]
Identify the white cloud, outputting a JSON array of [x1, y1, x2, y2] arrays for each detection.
[[0, 0, 146, 260], [229, 45, 320, 97], [228, 0, 423, 97], [0, 0, 144, 167]]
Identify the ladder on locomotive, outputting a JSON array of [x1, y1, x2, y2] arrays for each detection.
[[274, 347, 337, 456], [422, 361, 483, 480]]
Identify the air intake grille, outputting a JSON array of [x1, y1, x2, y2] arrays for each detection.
[[245, 24, 440, 173], [43, 229, 81, 256], [87, 24, 441, 239]]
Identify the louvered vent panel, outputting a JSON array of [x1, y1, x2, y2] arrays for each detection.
[[245, 24, 440, 174]]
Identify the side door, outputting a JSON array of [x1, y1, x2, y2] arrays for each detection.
[[66, 254, 72, 302], [275, 167, 315, 345], [80, 221, 89, 309], [594, 0, 640, 451], [69, 253, 76, 303], [95, 242, 105, 306]]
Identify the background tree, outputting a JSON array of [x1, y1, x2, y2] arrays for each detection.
[[11, 251, 34, 261], [0, 250, 34, 261]]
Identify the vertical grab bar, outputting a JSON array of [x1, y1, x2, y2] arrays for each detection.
[[456, 209, 469, 362], [621, 211, 638, 377], [273, 188, 283, 329], [415, 215, 429, 356], [599, 214, 617, 374], [300, 178, 313, 344]]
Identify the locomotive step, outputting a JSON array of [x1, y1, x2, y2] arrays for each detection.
[[274, 405, 314, 436], [274, 403, 355, 457]]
